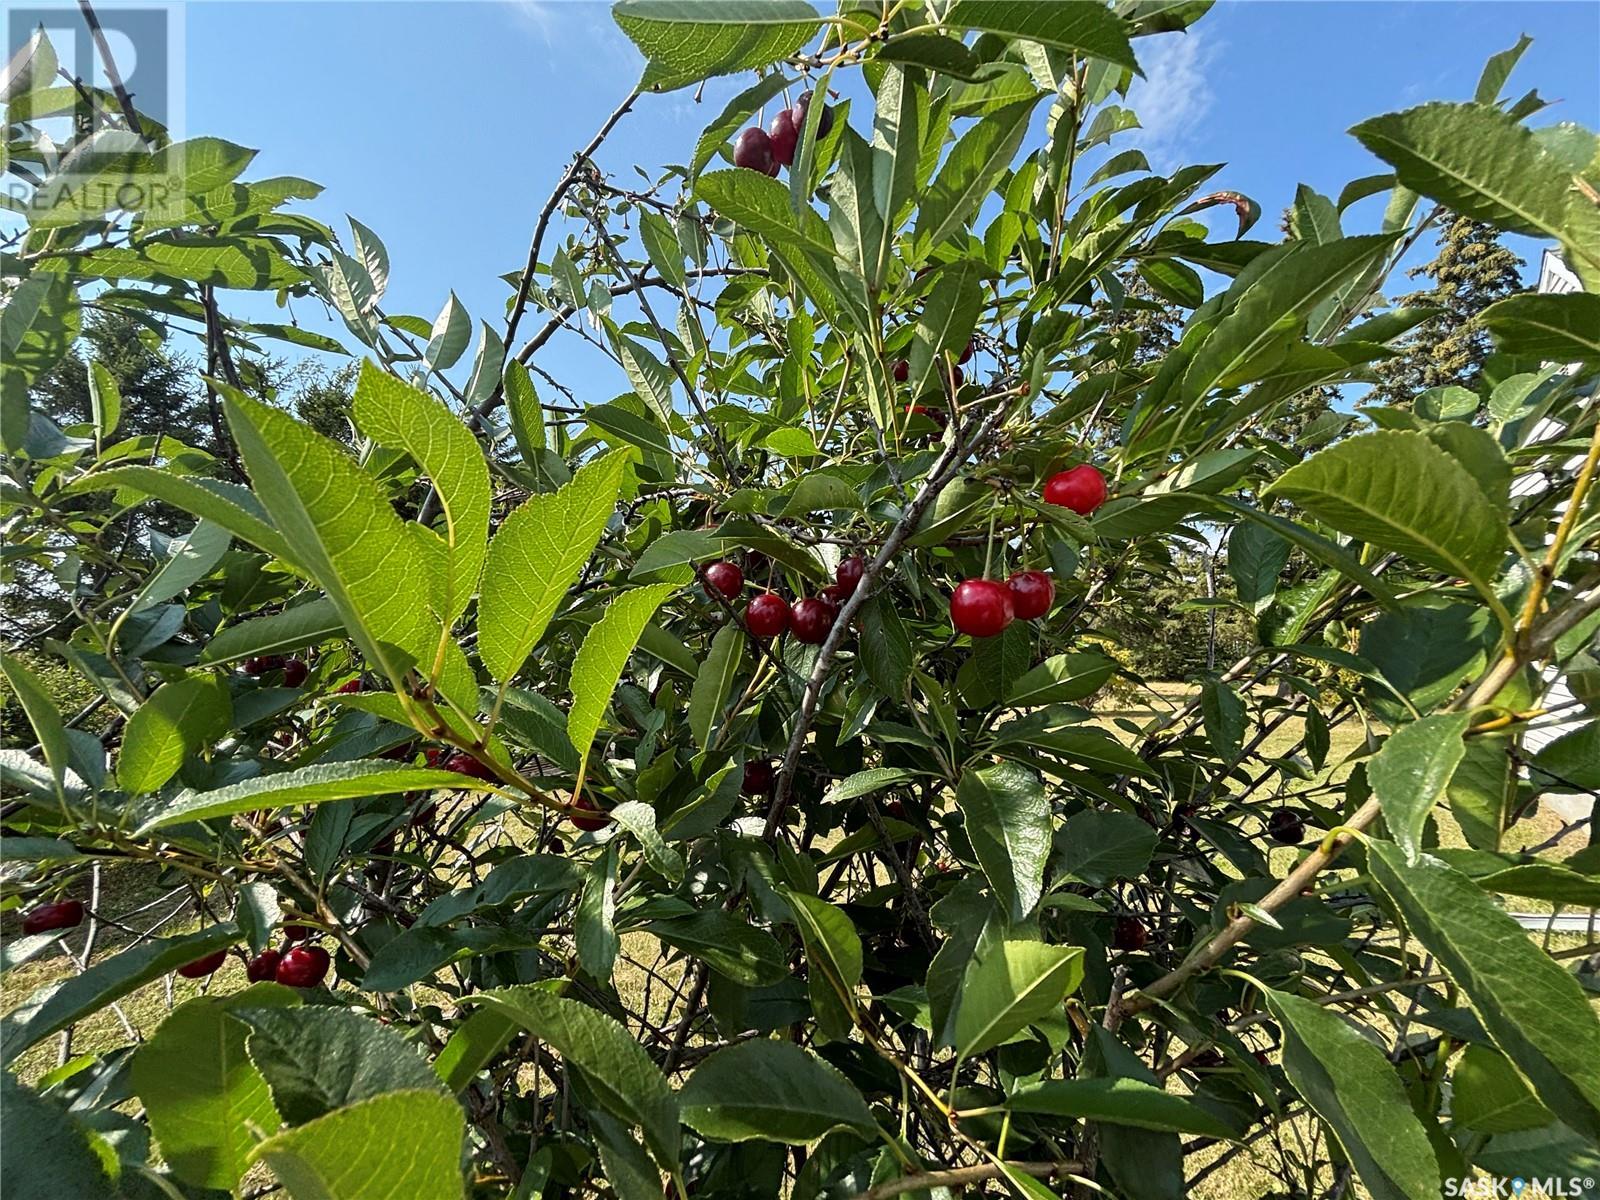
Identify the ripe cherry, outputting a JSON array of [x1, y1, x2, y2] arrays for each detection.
[[836, 555, 865, 596], [1267, 809, 1305, 845], [768, 108, 798, 167], [793, 91, 834, 138], [819, 582, 851, 609], [945, 364, 964, 389], [742, 760, 774, 795], [243, 655, 282, 676], [21, 899, 84, 935], [906, 404, 947, 430], [444, 751, 495, 781], [546, 835, 567, 854], [949, 579, 1014, 638], [282, 924, 314, 942], [704, 560, 744, 599], [281, 658, 309, 687], [1043, 464, 1108, 515], [733, 127, 776, 175], [336, 678, 363, 694], [891, 358, 909, 382], [276, 945, 330, 988], [570, 794, 609, 832], [246, 949, 283, 983], [745, 592, 790, 638], [177, 949, 228, 979], [1112, 916, 1149, 951], [1006, 570, 1055, 621], [790, 597, 836, 645], [958, 339, 975, 365]]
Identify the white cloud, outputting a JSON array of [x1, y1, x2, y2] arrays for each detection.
[[1125, 30, 1220, 172]]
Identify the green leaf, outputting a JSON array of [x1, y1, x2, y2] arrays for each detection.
[[614, 1, 821, 91], [127, 519, 231, 614], [956, 761, 1051, 922], [250, 1090, 464, 1200], [950, 928, 1084, 1059], [137, 762, 494, 833], [690, 72, 791, 177], [1452, 1044, 1556, 1133], [860, 592, 915, 695], [827, 126, 886, 294], [1264, 987, 1441, 1200], [1350, 102, 1596, 282], [609, 800, 685, 883], [914, 98, 1037, 253], [1266, 431, 1509, 605], [119, 674, 233, 794], [470, 985, 680, 1166], [1228, 521, 1290, 610], [201, 597, 344, 666], [824, 767, 916, 803], [504, 359, 546, 461], [647, 910, 787, 986], [1369, 711, 1472, 862], [1008, 1077, 1236, 1138], [87, 359, 121, 444], [434, 1007, 518, 1094], [0, 653, 72, 801], [1, 926, 238, 1064], [781, 888, 862, 1041], [1368, 841, 1600, 1141], [63, 466, 295, 565], [1475, 34, 1532, 104], [568, 584, 677, 775], [132, 985, 298, 1190], [425, 291, 472, 370], [0, 1074, 118, 1200], [680, 1040, 875, 1143], [351, 362, 490, 623], [480, 448, 631, 682], [1005, 652, 1115, 706], [908, 258, 982, 398], [237, 1007, 447, 1126], [225, 391, 443, 682], [1480, 292, 1600, 365], [696, 169, 837, 260], [870, 65, 925, 271], [689, 623, 743, 751], [62, 237, 309, 289], [1054, 810, 1159, 888], [945, 1, 1137, 71]]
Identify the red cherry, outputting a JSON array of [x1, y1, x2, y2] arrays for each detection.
[[704, 560, 744, 599], [836, 555, 865, 596], [745, 592, 790, 638], [742, 761, 774, 795], [945, 364, 964, 388], [444, 751, 496, 781], [425, 747, 445, 768], [243, 655, 282, 676], [177, 949, 229, 979], [570, 794, 609, 832], [336, 679, 363, 694], [546, 835, 567, 854], [768, 108, 798, 167], [958, 339, 975, 365], [906, 404, 948, 430], [1042, 464, 1108, 515], [282, 924, 314, 942], [275, 945, 330, 988], [1267, 809, 1305, 845], [790, 597, 836, 645], [733, 127, 775, 174], [246, 949, 283, 982], [1006, 570, 1055, 621], [819, 583, 851, 609], [949, 580, 1014, 638], [891, 359, 909, 383], [792, 92, 833, 138], [1112, 916, 1148, 951], [21, 899, 84, 935], [281, 658, 309, 687]]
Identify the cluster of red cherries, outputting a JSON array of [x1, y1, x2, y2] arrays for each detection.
[[710, 554, 866, 645], [892, 337, 974, 395], [947, 463, 1109, 639], [432, 744, 609, 832], [732, 92, 831, 176], [242, 654, 309, 687]]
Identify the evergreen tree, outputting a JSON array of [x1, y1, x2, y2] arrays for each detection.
[[1371, 214, 1525, 405]]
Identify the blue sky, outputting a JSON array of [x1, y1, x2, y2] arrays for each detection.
[[174, 0, 1600, 389]]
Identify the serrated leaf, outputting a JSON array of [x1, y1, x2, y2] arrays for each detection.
[[950, 928, 1083, 1059], [944, 0, 1137, 71], [119, 674, 233, 794], [647, 909, 787, 985], [201, 597, 343, 666], [609, 800, 685, 883], [1005, 652, 1115, 706], [1480, 292, 1600, 365], [0, 1074, 118, 1200], [823, 767, 916, 803], [956, 761, 1051, 922], [696, 169, 837, 259], [680, 1040, 874, 1143], [568, 584, 676, 775], [1053, 810, 1158, 888], [1008, 1077, 1236, 1138], [914, 98, 1037, 253], [615, 0, 821, 91], [480, 447, 631, 681], [781, 888, 862, 1042], [425, 291, 472, 370], [1369, 711, 1472, 862], [688, 623, 742, 751]]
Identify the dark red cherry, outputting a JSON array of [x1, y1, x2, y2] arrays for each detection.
[[742, 760, 774, 795], [1112, 916, 1148, 951], [790, 597, 836, 645], [570, 794, 609, 832], [792, 92, 833, 138], [704, 560, 744, 599], [281, 658, 309, 687], [949, 580, 1014, 638], [275, 945, 330, 988], [177, 949, 228, 979], [891, 359, 909, 383], [958, 339, 975, 365], [1267, 809, 1305, 845], [444, 752, 495, 781], [21, 899, 83, 935], [733, 127, 775, 174], [1043, 464, 1108, 515], [745, 592, 790, 638], [768, 108, 798, 167], [336, 678, 363, 694], [819, 583, 851, 609], [282, 924, 314, 943], [836, 555, 865, 596], [246, 949, 283, 983], [1006, 570, 1055, 621]]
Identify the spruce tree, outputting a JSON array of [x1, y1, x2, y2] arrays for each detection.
[[1371, 213, 1525, 405]]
